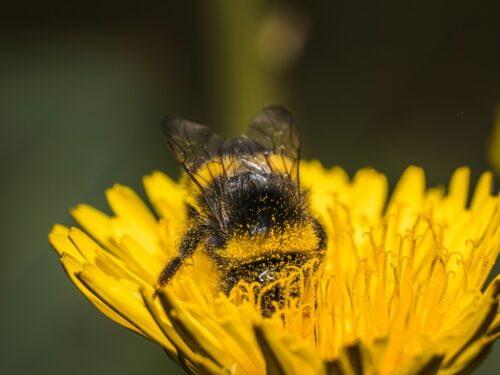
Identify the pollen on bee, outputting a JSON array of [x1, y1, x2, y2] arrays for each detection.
[[223, 221, 322, 262]]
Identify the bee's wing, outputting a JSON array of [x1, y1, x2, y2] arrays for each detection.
[[243, 105, 301, 182], [162, 116, 223, 186], [162, 107, 302, 225], [247, 105, 300, 158]]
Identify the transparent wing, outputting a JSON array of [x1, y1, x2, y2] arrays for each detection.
[[161, 106, 302, 225], [162, 116, 223, 173], [247, 105, 300, 160], [163, 106, 301, 179], [162, 116, 226, 224], [243, 105, 301, 181]]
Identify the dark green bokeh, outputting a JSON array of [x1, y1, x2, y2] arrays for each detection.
[[1, 2, 499, 374]]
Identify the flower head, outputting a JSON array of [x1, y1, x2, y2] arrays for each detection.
[[50, 163, 499, 374]]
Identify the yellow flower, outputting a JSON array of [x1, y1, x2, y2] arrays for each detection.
[[49, 163, 500, 375]]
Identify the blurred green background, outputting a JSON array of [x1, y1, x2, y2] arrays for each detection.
[[1, 1, 499, 374]]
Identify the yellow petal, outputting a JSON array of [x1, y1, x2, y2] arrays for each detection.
[[254, 323, 324, 375], [77, 265, 175, 352], [143, 171, 186, 220], [387, 166, 426, 231], [106, 184, 163, 257], [351, 168, 388, 224], [471, 171, 494, 211], [49, 224, 83, 262], [60, 253, 142, 335], [392, 350, 444, 375], [71, 204, 119, 254], [447, 167, 470, 210]]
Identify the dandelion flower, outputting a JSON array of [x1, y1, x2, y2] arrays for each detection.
[[50, 159, 499, 374]]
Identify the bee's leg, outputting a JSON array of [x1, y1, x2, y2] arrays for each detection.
[[156, 256, 184, 288], [155, 227, 205, 292]]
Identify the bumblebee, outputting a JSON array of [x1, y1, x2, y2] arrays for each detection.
[[157, 105, 326, 303]]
